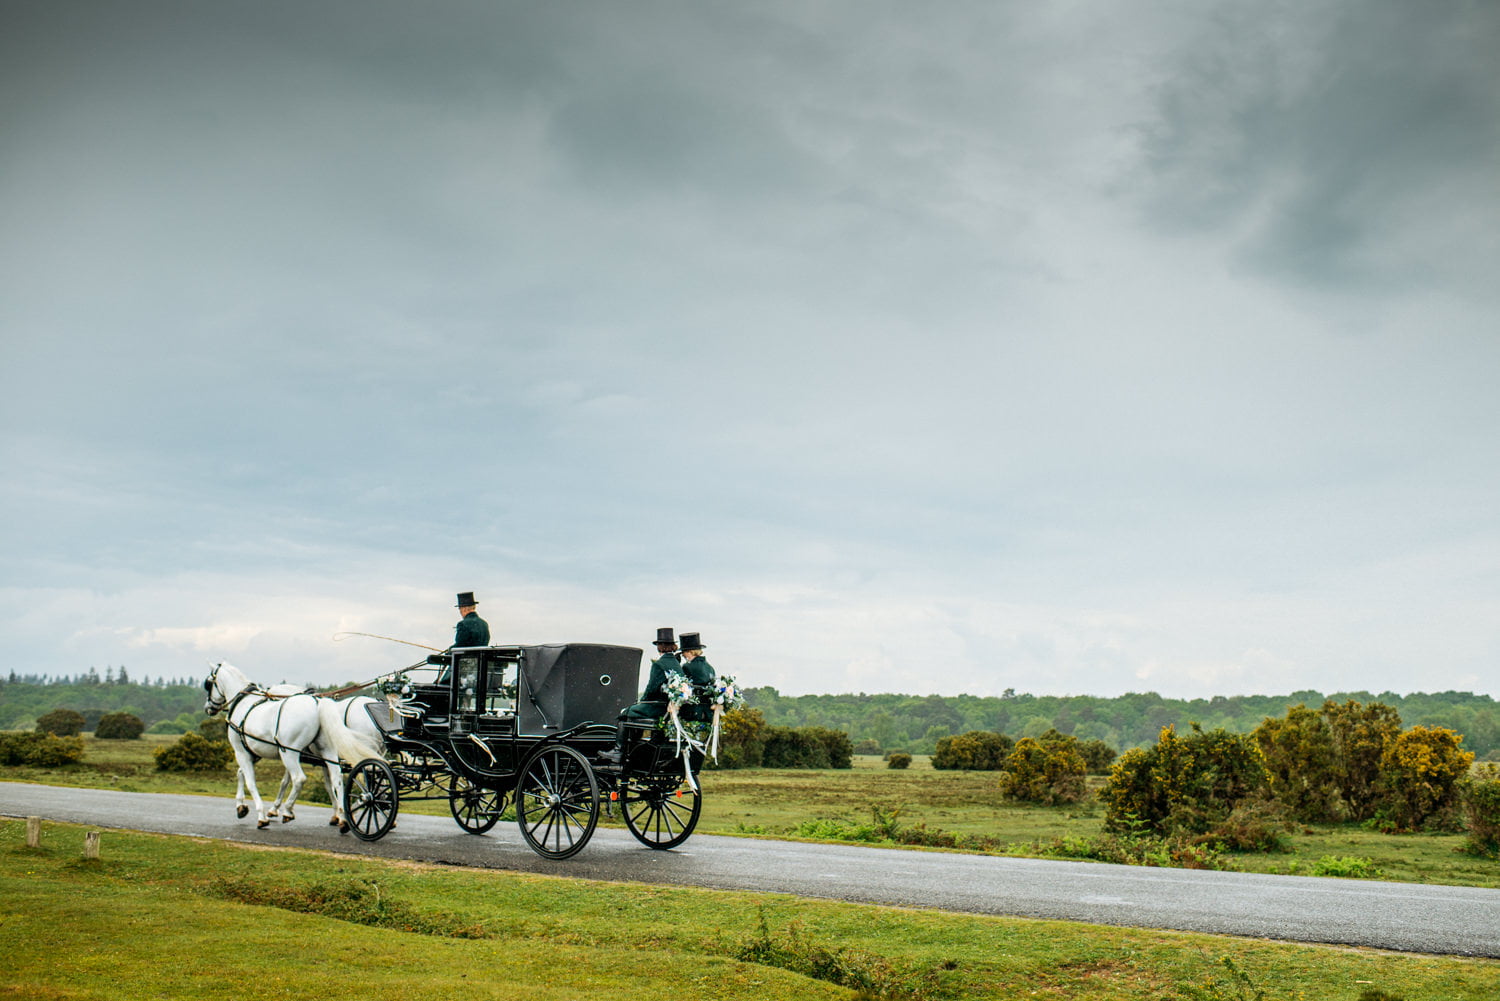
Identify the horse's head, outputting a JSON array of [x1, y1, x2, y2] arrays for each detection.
[[203, 661, 248, 715]]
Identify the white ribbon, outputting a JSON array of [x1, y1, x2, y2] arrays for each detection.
[[667, 703, 705, 792]]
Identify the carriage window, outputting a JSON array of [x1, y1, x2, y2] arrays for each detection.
[[484, 659, 516, 715], [455, 654, 480, 714]]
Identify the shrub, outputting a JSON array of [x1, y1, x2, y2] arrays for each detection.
[[1039, 828, 1236, 870], [1310, 855, 1381, 878], [1462, 778, 1500, 859], [95, 712, 146, 740], [852, 738, 881, 755], [1377, 725, 1474, 831], [808, 727, 854, 769], [1199, 794, 1293, 853], [1253, 703, 1342, 821], [1323, 699, 1402, 822], [35, 708, 86, 736], [999, 731, 1087, 804], [763, 727, 830, 769], [712, 707, 766, 769], [1100, 724, 1268, 836], [932, 730, 1013, 770], [147, 719, 189, 735], [886, 753, 912, 770], [199, 716, 230, 742], [0, 731, 87, 767], [1077, 738, 1117, 775], [760, 725, 852, 769], [155, 732, 234, 772]]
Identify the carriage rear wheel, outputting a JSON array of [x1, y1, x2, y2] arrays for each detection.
[[448, 776, 504, 834], [345, 757, 398, 842], [516, 745, 599, 859], [622, 778, 701, 849]]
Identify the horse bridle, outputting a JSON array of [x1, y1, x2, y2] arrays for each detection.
[[203, 663, 259, 718]]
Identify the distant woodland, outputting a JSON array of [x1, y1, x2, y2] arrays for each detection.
[[742, 686, 1500, 759], [2, 669, 1497, 759]]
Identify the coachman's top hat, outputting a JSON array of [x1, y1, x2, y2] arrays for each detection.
[[456, 592, 478, 608], [679, 632, 704, 651], [654, 627, 676, 646]]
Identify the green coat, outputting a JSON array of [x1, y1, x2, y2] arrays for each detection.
[[679, 655, 717, 722], [620, 652, 680, 720], [453, 612, 490, 648]]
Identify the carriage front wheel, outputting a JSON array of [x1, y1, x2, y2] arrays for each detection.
[[345, 757, 398, 842], [515, 745, 599, 859], [622, 778, 701, 849], [448, 775, 504, 834]]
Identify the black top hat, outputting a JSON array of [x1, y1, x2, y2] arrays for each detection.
[[679, 632, 704, 651], [654, 627, 676, 646], [455, 592, 478, 607]]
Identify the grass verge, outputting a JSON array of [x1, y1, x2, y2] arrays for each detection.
[[3, 818, 1498, 1000]]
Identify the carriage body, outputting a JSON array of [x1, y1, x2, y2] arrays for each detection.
[[344, 642, 708, 857]]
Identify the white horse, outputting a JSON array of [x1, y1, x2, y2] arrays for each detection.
[[276, 694, 390, 828], [203, 662, 379, 830]]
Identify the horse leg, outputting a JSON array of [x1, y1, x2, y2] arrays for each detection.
[[234, 763, 250, 819], [325, 766, 344, 826], [325, 764, 350, 834], [268, 772, 292, 819], [230, 740, 270, 828], [277, 750, 306, 823]]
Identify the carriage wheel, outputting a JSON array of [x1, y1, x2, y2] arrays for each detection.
[[345, 757, 399, 842], [449, 776, 503, 834], [622, 778, 701, 849], [516, 745, 599, 859]]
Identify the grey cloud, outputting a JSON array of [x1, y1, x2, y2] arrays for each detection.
[[1128, 0, 1500, 292]]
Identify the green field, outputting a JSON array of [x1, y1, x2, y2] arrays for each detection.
[[5, 736, 1496, 889], [4, 818, 1497, 1000]]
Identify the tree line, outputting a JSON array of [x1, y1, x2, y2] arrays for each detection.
[[4, 677, 1498, 763]]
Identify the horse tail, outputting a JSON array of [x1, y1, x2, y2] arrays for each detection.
[[317, 698, 384, 765]]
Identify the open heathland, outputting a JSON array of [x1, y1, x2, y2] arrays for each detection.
[[4, 736, 1498, 889]]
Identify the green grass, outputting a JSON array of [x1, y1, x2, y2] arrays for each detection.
[[6, 739, 1499, 889], [4, 819, 1498, 1000]]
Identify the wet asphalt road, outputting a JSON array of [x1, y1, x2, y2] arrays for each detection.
[[5, 781, 1499, 957]]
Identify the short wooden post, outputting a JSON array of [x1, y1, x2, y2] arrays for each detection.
[[25, 816, 41, 847], [83, 830, 101, 859]]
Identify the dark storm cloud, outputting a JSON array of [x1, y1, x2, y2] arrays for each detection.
[[1130, 0, 1500, 292]]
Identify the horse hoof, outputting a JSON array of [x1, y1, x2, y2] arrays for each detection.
[[237, 805, 249, 819], [257, 820, 270, 829], [339, 822, 350, 835], [281, 815, 295, 824], [328, 816, 340, 826]]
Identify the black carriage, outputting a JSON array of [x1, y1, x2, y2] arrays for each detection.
[[342, 643, 705, 859]]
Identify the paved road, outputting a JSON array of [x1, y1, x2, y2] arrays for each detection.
[[5, 782, 1499, 957]]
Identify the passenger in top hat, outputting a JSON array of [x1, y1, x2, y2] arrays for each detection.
[[619, 627, 679, 720], [451, 592, 490, 648], [677, 632, 717, 721], [601, 627, 686, 763]]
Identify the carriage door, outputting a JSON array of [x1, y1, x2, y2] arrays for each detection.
[[450, 652, 482, 736]]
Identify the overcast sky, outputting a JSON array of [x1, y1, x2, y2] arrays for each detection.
[[3, 1, 1497, 699]]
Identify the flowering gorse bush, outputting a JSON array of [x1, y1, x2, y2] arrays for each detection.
[[1377, 724, 1473, 831]]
